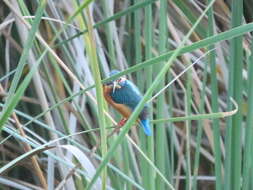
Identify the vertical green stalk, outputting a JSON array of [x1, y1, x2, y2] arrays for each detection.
[[85, 9, 107, 190], [207, 1, 222, 189], [192, 55, 208, 190], [133, 7, 144, 173], [224, 0, 243, 190], [143, 2, 155, 190], [250, 169, 253, 189], [185, 69, 192, 190], [168, 81, 174, 184], [242, 37, 253, 190], [134, 0, 143, 91], [102, 0, 116, 67], [122, 139, 131, 189], [155, 0, 168, 189]]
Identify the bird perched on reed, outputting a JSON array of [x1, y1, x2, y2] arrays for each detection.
[[103, 70, 151, 136]]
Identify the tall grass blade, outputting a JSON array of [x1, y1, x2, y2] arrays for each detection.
[[224, 1, 244, 189]]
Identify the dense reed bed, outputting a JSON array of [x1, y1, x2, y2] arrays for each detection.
[[0, 0, 252, 189]]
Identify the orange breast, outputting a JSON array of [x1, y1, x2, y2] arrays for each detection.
[[103, 85, 133, 119], [114, 103, 132, 118]]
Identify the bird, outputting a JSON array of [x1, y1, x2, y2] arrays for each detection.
[[103, 70, 151, 136]]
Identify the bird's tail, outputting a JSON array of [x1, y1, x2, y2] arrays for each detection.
[[140, 119, 152, 136]]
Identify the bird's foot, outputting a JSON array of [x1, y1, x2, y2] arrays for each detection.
[[118, 118, 127, 127], [90, 119, 128, 156]]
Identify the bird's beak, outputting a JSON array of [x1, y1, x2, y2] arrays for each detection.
[[112, 81, 117, 93]]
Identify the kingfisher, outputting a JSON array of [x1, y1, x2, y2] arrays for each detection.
[[103, 70, 151, 136]]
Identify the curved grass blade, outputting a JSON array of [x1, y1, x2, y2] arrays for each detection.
[[152, 97, 237, 123]]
